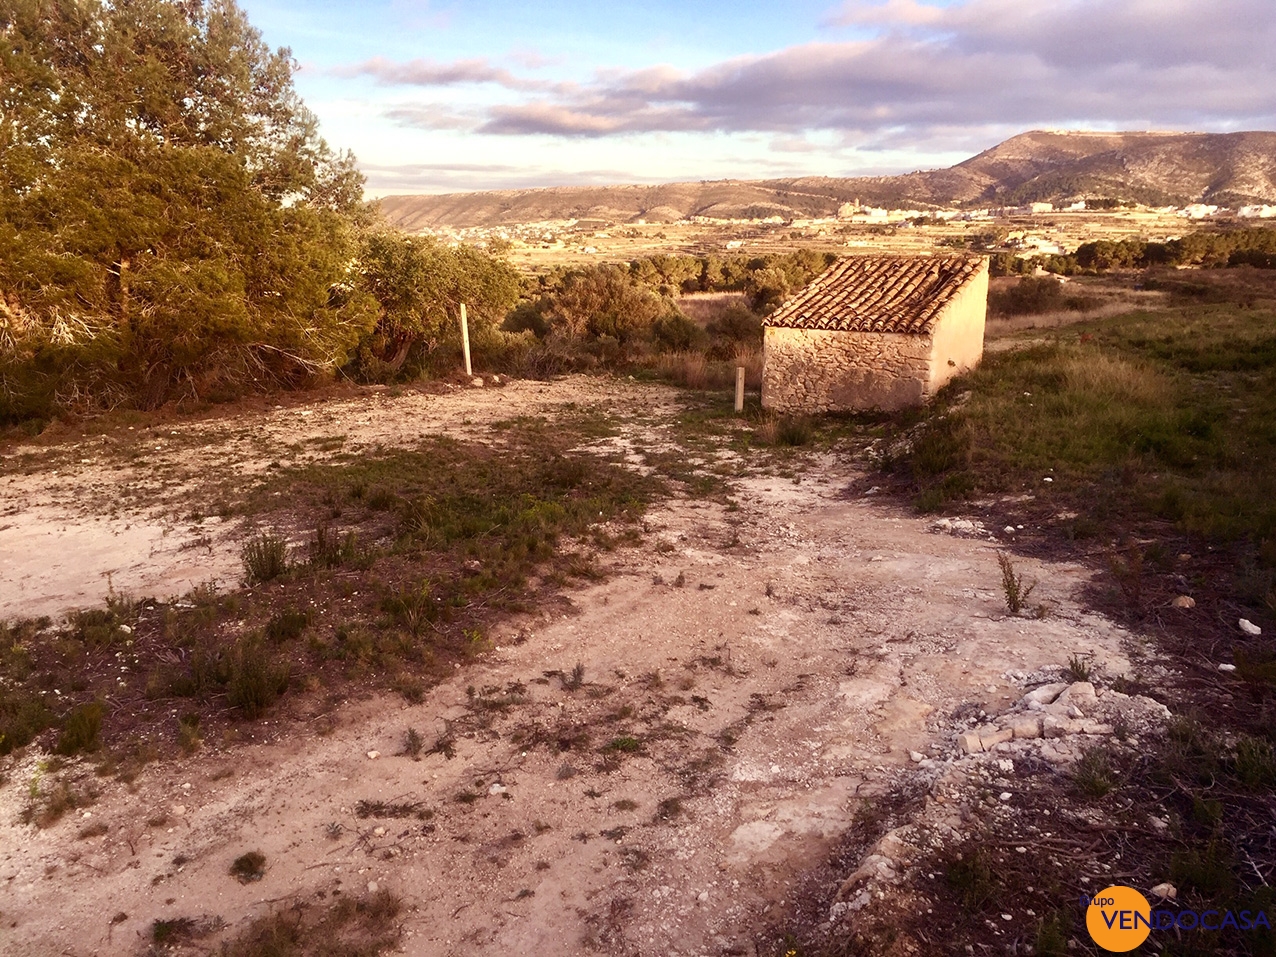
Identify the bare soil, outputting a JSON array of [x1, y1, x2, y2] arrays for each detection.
[[0, 376, 1147, 956]]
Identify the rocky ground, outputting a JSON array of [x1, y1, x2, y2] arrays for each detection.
[[0, 376, 1170, 956]]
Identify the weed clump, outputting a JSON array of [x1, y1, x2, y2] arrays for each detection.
[[997, 552, 1037, 614], [227, 641, 289, 719], [241, 532, 289, 584]]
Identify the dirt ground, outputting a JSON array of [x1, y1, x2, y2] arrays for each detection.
[[0, 376, 1147, 956]]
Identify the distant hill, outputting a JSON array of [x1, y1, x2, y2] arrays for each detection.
[[377, 130, 1276, 229]]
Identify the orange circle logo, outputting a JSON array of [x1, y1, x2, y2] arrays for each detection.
[[1086, 885, 1152, 951]]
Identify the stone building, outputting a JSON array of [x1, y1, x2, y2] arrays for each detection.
[[761, 255, 988, 412]]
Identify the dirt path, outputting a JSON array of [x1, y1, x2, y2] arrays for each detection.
[[0, 379, 1142, 956]]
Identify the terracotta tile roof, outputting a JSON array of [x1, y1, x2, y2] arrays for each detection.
[[763, 256, 985, 334]]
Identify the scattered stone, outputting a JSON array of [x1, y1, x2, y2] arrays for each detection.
[[1171, 595, 1196, 609], [488, 783, 508, 796], [373, 827, 386, 837], [366, 750, 380, 760], [118, 624, 133, 635], [367, 881, 379, 894], [980, 728, 1014, 750], [1150, 882, 1177, 901], [172, 805, 186, 817], [1009, 716, 1042, 740], [1003, 526, 1016, 535], [1056, 682, 1097, 710], [697, 890, 710, 902], [1042, 715, 1081, 738], [957, 732, 984, 754], [1219, 663, 1237, 673], [1039, 742, 1074, 765], [999, 792, 1012, 802], [909, 750, 924, 763], [470, 377, 485, 388], [1067, 705, 1084, 719], [997, 759, 1014, 774], [839, 854, 898, 892], [1079, 721, 1114, 735], [1240, 619, 1263, 636], [1023, 683, 1068, 707]]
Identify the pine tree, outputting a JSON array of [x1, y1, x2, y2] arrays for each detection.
[[0, 0, 374, 417]]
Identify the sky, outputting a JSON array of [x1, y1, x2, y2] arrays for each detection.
[[234, 0, 1276, 197]]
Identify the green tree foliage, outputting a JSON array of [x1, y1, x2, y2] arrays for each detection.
[[1031, 227, 1276, 276], [0, 0, 372, 419], [541, 265, 675, 344], [348, 231, 521, 380]]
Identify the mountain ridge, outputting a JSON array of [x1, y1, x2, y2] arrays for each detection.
[[377, 130, 1276, 230]]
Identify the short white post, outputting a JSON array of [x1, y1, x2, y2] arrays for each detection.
[[460, 303, 472, 377], [734, 366, 745, 413]]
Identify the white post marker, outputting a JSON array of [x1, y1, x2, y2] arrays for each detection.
[[460, 302, 472, 377], [734, 366, 745, 413]]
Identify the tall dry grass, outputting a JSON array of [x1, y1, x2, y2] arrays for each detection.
[[653, 346, 762, 390]]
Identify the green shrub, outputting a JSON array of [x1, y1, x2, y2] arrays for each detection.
[[55, 701, 103, 755]]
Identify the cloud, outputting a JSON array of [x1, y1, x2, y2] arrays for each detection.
[[383, 104, 477, 131], [395, 0, 1276, 144], [333, 55, 544, 91], [359, 161, 673, 194], [824, 0, 946, 28]]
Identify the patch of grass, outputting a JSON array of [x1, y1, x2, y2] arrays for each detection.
[[67, 608, 124, 647], [264, 607, 311, 644], [888, 294, 1276, 547], [55, 701, 103, 755], [230, 850, 267, 883], [943, 845, 996, 912], [602, 735, 642, 753], [218, 890, 401, 957], [227, 640, 289, 719], [23, 778, 95, 827], [1171, 838, 1236, 898], [177, 713, 202, 753], [0, 687, 54, 756], [241, 532, 289, 584], [308, 524, 368, 569], [1072, 745, 1116, 798], [355, 799, 426, 819], [1234, 735, 1276, 789]]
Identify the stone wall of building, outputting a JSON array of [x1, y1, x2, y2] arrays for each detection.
[[925, 263, 988, 394], [761, 328, 934, 412]]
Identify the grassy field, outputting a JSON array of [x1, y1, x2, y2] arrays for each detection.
[[893, 268, 1276, 609], [827, 267, 1276, 957]]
